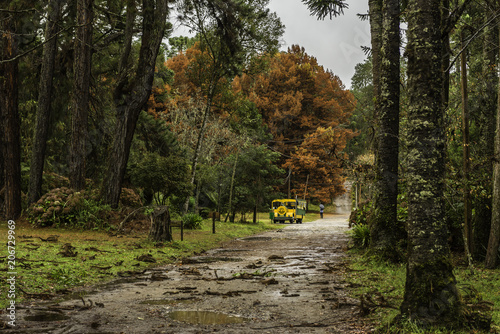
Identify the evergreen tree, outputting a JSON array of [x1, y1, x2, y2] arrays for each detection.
[[369, 0, 402, 260], [400, 0, 462, 325], [102, 0, 169, 208], [28, 0, 64, 204]]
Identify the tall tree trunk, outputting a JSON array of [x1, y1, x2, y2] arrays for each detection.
[[474, 10, 498, 261], [182, 100, 213, 214], [102, 0, 168, 208], [400, 0, 461, 326], [69, 0, 93, 190], [0, 8, 22, 219], [368, 0, 382, 110], [460, 30, 472, 263], [485, 27, 500, 269], [369, 0, 402, 260], [440, 0, 451, 109], [225, 154, 238, 223], [28, 0, 63, 204]]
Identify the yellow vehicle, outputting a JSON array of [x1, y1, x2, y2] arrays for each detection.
[[270, 199, 306, 224]]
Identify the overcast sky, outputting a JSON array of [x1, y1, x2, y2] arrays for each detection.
[[267, 0, 370, 88]]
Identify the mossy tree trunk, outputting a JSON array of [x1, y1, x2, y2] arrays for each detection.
[[149, 206, 172, 242], [485, 24, 500, 269], [69, 0, 93, 191], [400, 0, 462, 326], [369, 0, 403, 260]]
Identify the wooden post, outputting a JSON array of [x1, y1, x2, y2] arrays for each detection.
[[212, 213, 216, 234], [287, 168, 291, 198], [303, 174, 309, 200]]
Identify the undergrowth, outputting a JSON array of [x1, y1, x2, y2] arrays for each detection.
[[345, 249, 499, 333]]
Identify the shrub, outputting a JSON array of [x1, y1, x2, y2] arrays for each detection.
[[29, 187, 111, 229], [182, 213, 204, 230], [349, 200, 372, 227], [349, 223, 370, 249], [120, 188, 143, 207]]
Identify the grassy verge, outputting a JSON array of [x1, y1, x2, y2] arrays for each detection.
[[345, 249, 500, 333], [0, 216, 285, 309]]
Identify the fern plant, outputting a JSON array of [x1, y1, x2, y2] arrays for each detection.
[[349, 223, 370, 249], [182, 213, 204, 230]]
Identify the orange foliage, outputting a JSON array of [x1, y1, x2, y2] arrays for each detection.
[[234, 45, 356, 202]]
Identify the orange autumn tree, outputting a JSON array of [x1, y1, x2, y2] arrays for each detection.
[[234, 45, 356, 202]]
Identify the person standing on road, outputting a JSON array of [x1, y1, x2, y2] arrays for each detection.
[[319, 203, 324, 218]]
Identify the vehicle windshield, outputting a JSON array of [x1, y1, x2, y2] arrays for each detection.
[[272, 201, 296, 209]]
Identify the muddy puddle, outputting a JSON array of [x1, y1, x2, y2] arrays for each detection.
[[169, 310, 249, 325]]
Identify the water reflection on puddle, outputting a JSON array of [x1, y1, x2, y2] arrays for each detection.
[[169, 310, 248, 325]]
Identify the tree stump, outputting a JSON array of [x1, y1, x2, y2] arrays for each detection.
[[149, 205, 172, 242]]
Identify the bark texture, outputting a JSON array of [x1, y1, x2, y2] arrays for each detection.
[[149, 206, 172, 242], [102, 0, 168, 208], [485, 27, 500, 269], [69, 0, 93, 190], [368, 0, 382, 111], [28, 0, 63, 203], [369, 0, 403, 260], [474, 11, 498, 261], [400, 0, 461, 326], [0, 8, 22, 219]]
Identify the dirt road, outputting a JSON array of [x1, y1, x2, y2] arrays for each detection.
[[4, 214, 373, 333]]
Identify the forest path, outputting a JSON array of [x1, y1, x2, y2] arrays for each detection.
[[6, 214, 374, 333]]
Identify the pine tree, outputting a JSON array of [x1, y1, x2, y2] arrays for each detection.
[[400, 0, 462, 325]]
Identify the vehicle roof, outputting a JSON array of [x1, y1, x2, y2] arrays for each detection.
[[272, 199, 306, 202]]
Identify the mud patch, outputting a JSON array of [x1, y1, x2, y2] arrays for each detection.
[[169, 310, 249, 325], [140, 297, 199, 305], [7, 215, 375, 334], [24, 312, 69, 322], [182, 257, 243, 264], [240, 236, 274, 241]]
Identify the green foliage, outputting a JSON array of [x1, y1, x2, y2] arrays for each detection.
[[28, 187, 111, 229], [346, 57, 375, 160], [302, 0, 348, 20], [349, 223, 370, 249], [49, 268, 85, 287], [129, 152, 191, 206], [349, 201, 372, 226], [128, 112, 191, 206], [167, 36, 197, 57], [182, 213, 204, 230], [225, 145, 284, 216]]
